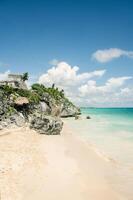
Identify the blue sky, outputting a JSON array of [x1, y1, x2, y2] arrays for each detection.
[[0, 0, 133, 106]]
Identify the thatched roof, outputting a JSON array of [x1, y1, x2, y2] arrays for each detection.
[[15, 97, 29, 105]]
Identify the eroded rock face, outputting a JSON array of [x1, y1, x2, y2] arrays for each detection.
[[31, 102, 51, 116], [61, 103, 81, 117], [0, 90, 10, 116], [0, 88, 27, 129], [30, 113, 63, 135], [10, 113, 26, 126], [0, 85, 80, 134], [40, 93, 81, 118], [0, 88, 63, 134], [0, 113, 26, 130]]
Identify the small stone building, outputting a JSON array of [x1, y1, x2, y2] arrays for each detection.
[[0, 74, 28, 89]]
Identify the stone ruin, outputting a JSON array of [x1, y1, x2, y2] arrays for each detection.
[[0, 74, 27, 90]]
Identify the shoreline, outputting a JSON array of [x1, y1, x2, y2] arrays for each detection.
[[63, 119, 119, 164], [0, 122, 126, 200]]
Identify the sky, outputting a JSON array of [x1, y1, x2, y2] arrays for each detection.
[[0, 0, 133, 107]]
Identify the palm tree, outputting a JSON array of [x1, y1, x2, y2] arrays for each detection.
[[21, 72, 29, 82], [52, 83, 55, 89]]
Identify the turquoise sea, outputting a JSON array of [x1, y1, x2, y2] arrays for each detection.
[[82, 107, 133, 133], [65, 108, 133, 199]]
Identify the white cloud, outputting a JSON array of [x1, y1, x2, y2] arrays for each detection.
[[78, 76, 132, 106], [0, 70, 10, 81], [104, 76, 132, 90], [38, 61, 133, 107], [39, 61, 105, 87], [120, 87, 130, 94], [92, 48, 133, 63], [0, 62, 132, 107], [79, 76, 132, 96]]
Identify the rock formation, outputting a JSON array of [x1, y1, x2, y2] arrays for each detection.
[[86, 116, 91, 119], [0, 74, 80, 134], [30, 113, 63, 135]]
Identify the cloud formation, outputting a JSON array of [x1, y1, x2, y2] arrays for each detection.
[[79, 76, 132, 97], [39, 61, 105, 87], [38, 61, 133, 107], [92, 48, 133, 63], [79, 75, 133, 106], [0, 61, 132, 107], [0, 70, 10, 81]]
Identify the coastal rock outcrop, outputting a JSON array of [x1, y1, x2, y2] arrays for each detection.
[[30, 113, 63, 135], [31, 85, 80, 118], [0, 89, 13, 116], [86, 116, 91, 119], [0, 113, 26, 130], [60, 105, 81, 118], [61, 102, 81, 117], [0, 76, 80, 134]]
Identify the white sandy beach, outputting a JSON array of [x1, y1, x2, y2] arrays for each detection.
[[0, 122, 126, 200]]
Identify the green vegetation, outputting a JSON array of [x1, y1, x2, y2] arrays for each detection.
[[0, 75, 79, 131], [1, 85, 40, 104], [3, 85, 14, 96], [15, 88, 40, 104], [31, 83, 69, 104], [7, 106, 16, 116], [31, 83, 46, 96], [1, 82, 75, 107]]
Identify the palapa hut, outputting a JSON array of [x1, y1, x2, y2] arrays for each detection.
[[15, 97, 29, 105]]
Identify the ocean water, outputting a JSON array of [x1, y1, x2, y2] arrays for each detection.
[[65, 108, 133, 199]]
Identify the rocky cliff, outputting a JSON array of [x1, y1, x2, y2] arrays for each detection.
[[0, 82, 80, 134]]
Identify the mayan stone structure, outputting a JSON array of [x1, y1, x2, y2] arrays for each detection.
[[0, 74, 27, 89]]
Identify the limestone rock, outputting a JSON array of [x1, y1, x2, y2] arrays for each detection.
[[30, 113, 63, 135], [0, 113, 26, 129], [61, 105, 81, 117], [10, 113, 26, 126]]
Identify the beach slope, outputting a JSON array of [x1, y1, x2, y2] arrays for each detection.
[[0, 123, 125, 200]]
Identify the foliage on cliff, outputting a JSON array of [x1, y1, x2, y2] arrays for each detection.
[[0, 80, 80, 133], [31, 83, 71, 104], [0, 82, 79, 116]]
